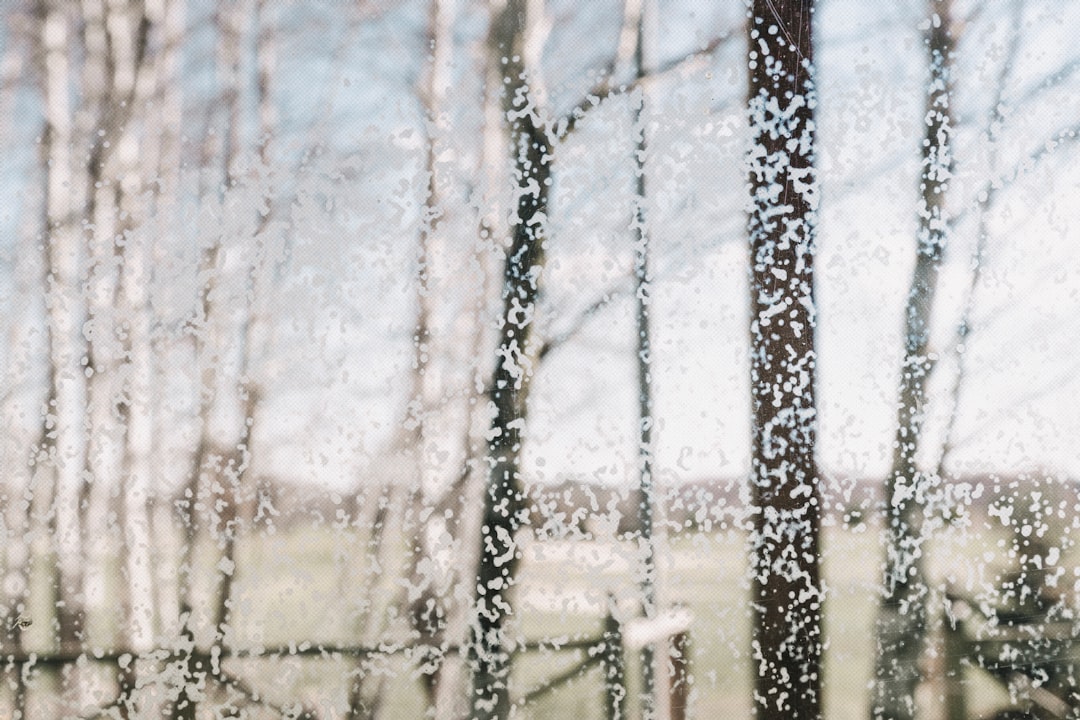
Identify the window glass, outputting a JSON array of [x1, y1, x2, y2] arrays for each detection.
[[0, 1, 1077, 718]]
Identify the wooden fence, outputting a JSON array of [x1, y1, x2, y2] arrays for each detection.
[[3, 605, 693, 719], [517, 604, 693, 720], [942, 592, 1080, 720]]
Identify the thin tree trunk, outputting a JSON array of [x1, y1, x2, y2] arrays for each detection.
[[210, 0, 274, 658], [1, 254, 42, 719], [172, 5, 249, 713], [391, 1, 460, 714], [72, 1, 158, 713], [871, 3, 954, 719], [627, 0, 658, 716], [118, 0, 173, 668], [173, 193, 219, 720], [175, 2, 273, 717], [429, 26, 504, 719], [0, 32, 57, 709], [37, 0, 91, 671], [144, 0, 187, 654], [746, 2, 822, 718], [469, 2, 552, 717], [934, 0, 1021, 480], [77, 10, 121, 694]]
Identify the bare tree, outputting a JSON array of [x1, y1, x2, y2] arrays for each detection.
[[142, 0, 188, 651], [209, 0, 278, 663], [390, 0, 461, 715], [35, 7, 92, 712], [872, 3, 954, 719], [26, 0, 176, 714], [468, 0, 553, 716], [172, 1, 282, 717], [932, 0, 1079, 479], [624, 0, 659, 716], [78, 1, 166, 713], [462, 4, 744, 716], [746, 1, 823, 718], [172, 3, 248, 717], [1, 176, 45, 720]]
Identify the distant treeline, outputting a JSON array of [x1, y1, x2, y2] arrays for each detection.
[[220, 470, 1079, 538]]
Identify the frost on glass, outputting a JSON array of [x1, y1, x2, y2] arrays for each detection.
[[0, 0, 1078, 719]]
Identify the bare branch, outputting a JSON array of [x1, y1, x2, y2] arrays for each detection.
[[458, 277, 632, 404], [1007, 120, 1080, 178], [935, 0, 1023, 478], [537, 277, 633, 361], [1010, 58, 1080, 111], [951, 120, 1080, 230], [215, 669, 310, 718], [943, 360, 1080, 458], [559, 30, 738, 136]]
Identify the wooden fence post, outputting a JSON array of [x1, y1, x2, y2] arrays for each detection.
[[943, 610, 967, 720], [602, 609, 626, 720], [668, 630, 691, 720]]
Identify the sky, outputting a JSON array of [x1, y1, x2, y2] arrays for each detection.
[[2, 0, 1079, 496]]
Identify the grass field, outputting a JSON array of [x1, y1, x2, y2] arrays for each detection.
[[10, 507, 1068, 719], [201, 514, 1043, 719]]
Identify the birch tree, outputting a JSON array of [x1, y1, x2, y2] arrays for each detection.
[[394, 0, 462, 713], [746, 1, 822, 718], [37, 0, 90, 669], [78, 1, 166, 711], [174, 2, 278, 716], [28, 1, 165, 714]]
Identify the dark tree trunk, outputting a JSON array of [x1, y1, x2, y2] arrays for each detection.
[[746, 2, 823, 718], [872, 2, 954, 719], [629, 1, 658, 716], [469, 4, 552, 715], [469, 117, 551, 719]]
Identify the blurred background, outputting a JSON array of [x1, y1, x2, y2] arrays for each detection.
[[0, 0, 1079, 718]]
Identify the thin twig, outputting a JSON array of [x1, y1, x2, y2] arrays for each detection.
[[934, 0, 1024, 479], [1010, 57, 1080, 111], [517, 652, 604, 706], [559, 30, 738, 136], [538, 277, 634, 361]]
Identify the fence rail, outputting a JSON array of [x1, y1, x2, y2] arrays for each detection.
[[515, 604, 692, 720], [3, 605, 693, 719], [942, 592, 1080, 720]]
